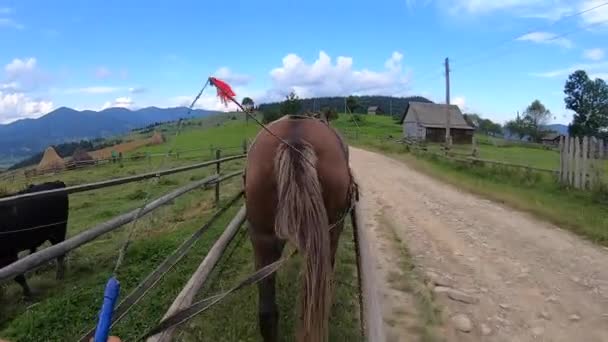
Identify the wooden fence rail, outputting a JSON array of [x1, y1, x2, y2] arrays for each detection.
[[0, 154, 246, 205], [0, 171, 244, 283], [148, 205, 247, 342]]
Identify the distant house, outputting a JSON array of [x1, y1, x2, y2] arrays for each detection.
[[367, 106, 383, 115], [541, 132, 565, 146], [399, 102, 475, 144]]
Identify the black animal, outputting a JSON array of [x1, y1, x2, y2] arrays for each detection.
[[0, 181, 69, 296]]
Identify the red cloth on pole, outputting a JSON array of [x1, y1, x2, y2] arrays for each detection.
[[209, 77, 236, 106]]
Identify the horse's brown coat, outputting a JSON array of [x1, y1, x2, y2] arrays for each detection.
[[245, 116, 351, 342]]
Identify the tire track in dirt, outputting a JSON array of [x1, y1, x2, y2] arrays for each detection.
[[350, 147, 608, 342]]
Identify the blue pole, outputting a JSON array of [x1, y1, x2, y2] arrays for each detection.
[[93, 277, 120, 342]]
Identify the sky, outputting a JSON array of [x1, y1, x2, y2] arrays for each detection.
[[0, 0, 607, 125]]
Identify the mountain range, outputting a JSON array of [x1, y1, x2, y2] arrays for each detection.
[[0, 106, 215, 167]]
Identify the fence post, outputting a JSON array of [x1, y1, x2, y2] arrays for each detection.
[[574, 137, 581, 189], [472, 136, 479, 157], [242, 138, 248, 155], [559, 136, 565, 183], [582, 136, 589, 189], [215, 149, 221, 207], [568, 136, 574, 187]]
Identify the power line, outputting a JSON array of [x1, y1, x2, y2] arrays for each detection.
[[453, 19, 608, 73], [452, 1, 608, 69]]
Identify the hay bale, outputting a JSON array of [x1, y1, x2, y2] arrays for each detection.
[[149, 132, 165, 145], [72, 148, 94, 163], [36, 146, 65, 173]]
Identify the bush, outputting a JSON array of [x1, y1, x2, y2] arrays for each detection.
[[352, 114, 366, 124], [262, 108, 282, 124]]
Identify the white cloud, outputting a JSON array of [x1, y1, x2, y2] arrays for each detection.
[[583, 48, 605, 61], [214, 67, 252, 86], [128, 86, 147, 94], [580, 0, 608, 26], [0, 7, 12, 15], [101, 97, 135, 110], [516, 32, 573, 48], [590, 72, 608, 79], [447, 0, 547, 14], [531, 61, 608, 77], [95, 67, 111, 79], [65, 86, 123, 94], [0, 91, 53, 124], [0, 18, 23, 30], [453, 96, 466, 109], [5, 58, 36, 80], [3, 57, 50, 91], [265, 50, 410, 101]]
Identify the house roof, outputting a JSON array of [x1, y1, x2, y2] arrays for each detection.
[[399, 102, 473, 130], [368, 106, 379, 111]]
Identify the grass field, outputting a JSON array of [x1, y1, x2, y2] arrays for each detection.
[[337, 114, 608, 246], [0, 116, 361, 341]]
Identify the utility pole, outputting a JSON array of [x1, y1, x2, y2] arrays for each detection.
[[390, 98, 392, 116], [445, 57, 451, 146]]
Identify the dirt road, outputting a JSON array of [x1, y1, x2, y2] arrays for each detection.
[[350, 147, 608, 342]]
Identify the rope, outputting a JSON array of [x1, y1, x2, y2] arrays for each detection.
[[0, 220, 68, 235], [78, 192, 243, 342], [140, 189, 358, 339], [211, 80, 317, 169], [112, 79, 210, 276]]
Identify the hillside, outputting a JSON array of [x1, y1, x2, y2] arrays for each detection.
[[0, 106, 216, 167], [258, 95, 433, 116]]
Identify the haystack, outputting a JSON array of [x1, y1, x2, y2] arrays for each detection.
[[72, 148, 94, 164], [37, 146, 65, 172], [149, 132, 165, 145]]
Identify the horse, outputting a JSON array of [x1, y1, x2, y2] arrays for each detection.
[[244, 114, 354, 342]]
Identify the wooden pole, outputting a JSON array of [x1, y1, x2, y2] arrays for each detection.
[[559, 136, 565, 183], [582, 136, 589, 189], [147, 205, 247, 342], [568, 136, 574, 187], [0, 175, 220, 282], [445, 57, 451, 147], [574, 137, 581, 189], [242, 138, 248, 155], [351, 200, 386, 342], [215, 149, 221, 206]]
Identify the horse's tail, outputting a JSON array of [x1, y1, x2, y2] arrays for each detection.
[[274, 140, 331, 342]]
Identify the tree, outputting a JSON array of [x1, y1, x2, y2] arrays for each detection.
[[505, 112, 529, 140], [241, 97, 254, 124], [464, 113, 502, 136], [242, 97, 254, 110], [279, 91, 301, 115], [522, 100, 551, 142], [262, 107, 281, 124], [564, 70, 608, 136], [321, 106, 339, 121], [346, 95, 359, 113]]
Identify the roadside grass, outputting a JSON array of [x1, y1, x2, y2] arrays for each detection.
[[333, 114, 608, 246], [0, 116, 361, 341], [378, 213, 443, 342]]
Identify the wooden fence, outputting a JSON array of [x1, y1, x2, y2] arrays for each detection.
[[0, 154, 246, 281], [0, 142, 249, 183], [559, 136, 606, 190]]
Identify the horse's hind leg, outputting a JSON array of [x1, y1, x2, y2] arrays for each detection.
[[251, 229, 284, 342]]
